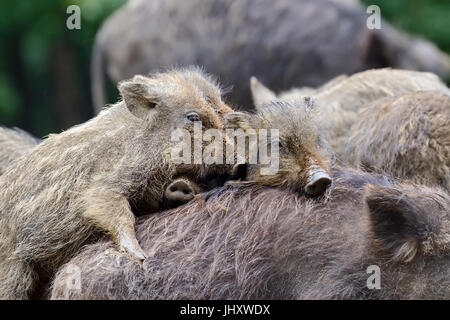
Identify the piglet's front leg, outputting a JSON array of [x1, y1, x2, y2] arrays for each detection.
[[82, 188, 146, 261]]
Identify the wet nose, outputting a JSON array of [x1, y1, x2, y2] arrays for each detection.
[[165, 179, 195, 204], [305, 169, 332, 196]]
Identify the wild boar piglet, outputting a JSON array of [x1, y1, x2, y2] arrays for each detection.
[[230, 98, 333, 196], [343, 91, 450, 190], [0, 67, 236, 299], [250, 69, 450, 156], [0, 127, 40, 175]]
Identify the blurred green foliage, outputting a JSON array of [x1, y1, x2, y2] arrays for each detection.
[[362, 0, 450, 53], [0, 0, 449, 136], [0, 0, 126, 136]]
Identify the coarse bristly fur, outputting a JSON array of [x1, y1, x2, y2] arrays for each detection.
[[0, 67, 236, 300], [251, 68, 450, 156], [50, 167, 450, 300], [0, 127, 40, 175], [343, 91, 450, 191], [243, 99, 333, 193]]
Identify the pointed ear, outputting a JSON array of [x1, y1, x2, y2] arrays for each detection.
[[250, 77, 276, 110], [118, 75, 158, 119], [364, 184, 431, 263]]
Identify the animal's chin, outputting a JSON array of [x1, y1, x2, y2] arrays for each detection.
[[162, 199, 191, 210], [285, 178, 328, 197], [250, 174, 299, 192]]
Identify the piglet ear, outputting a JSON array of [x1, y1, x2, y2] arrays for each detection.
[[364, 184, 430, 263], [118, 75, 158, 119], [250, 76, 277, 110]]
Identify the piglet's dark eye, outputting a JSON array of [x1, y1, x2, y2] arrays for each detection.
[[187, 112, 200, 122]]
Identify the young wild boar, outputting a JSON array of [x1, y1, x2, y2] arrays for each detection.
[[0, 127, 40, 175], [251, 68, 450, 156], [0, 68, 236, 300], [50, 168, 450, 300], [242, 99, 333, 196], [343, 91, 450, 190], [91, 0, 450, 112]]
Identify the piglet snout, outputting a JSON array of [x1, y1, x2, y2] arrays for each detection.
[[165, 179, 196, 204]]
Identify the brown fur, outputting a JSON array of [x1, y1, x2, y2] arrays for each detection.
[[244, 100, 332, 194], [91, 0, 450, 112], [0, 67, 235, 299], [251, 69, 450, 156], [0, 127, 40, 175], [50, 167, 450, 299], [162, 176, 203, 210], [343, 91, 450, 190]]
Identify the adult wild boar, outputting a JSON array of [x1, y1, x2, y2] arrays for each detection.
[[0, 68, 237, 300], [343, 91, 450, 190], [251, 68, 450, 156], [91, 0, 450, 113], [50, 168, 450, 299]]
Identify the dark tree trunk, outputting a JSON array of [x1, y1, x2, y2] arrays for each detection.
[[49, 38, 87, 131], [7, 36, 34, 132]]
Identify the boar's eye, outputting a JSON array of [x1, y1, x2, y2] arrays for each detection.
[[186, 112, 200, 122]]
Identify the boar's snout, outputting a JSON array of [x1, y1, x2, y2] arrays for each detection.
[[305, 168, 332, 196], [165, 179, 198, 206]]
